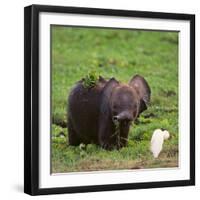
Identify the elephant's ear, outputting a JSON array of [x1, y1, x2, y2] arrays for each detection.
[[101, 78, 119, 114], [129, 75, 151, 114]]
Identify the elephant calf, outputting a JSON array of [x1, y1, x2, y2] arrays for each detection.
[[67, 75, 151, 150]]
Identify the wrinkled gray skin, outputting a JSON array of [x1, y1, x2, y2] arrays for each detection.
[[67, 75, 151, 150]]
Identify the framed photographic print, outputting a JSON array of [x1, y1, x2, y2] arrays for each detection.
[[24, 4, 195, 195]]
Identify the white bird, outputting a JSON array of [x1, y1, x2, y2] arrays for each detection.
[[150, 129, 170, 158]]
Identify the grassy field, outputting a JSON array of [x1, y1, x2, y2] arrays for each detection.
[[51, 26, 179, 173]]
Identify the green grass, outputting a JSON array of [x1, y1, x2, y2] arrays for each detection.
[[51, 26, 179, 173]]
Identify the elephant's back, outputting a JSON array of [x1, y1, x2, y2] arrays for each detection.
[[67, 80, 105, 143]]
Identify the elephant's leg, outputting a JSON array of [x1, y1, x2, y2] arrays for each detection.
[[118, 125, 130, 148], [67, 117, 80, 146], [98, 118, 114, 150]]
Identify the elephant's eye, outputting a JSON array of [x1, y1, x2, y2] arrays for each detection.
[[113, 104, 117, 109], [112, 105, 118, 113], [113, 110, 117, 116]]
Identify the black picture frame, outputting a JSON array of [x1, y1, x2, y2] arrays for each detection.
[[24, 4, 195, 196]]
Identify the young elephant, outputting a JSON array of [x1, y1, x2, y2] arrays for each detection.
[[67, 75, 151, 150]]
